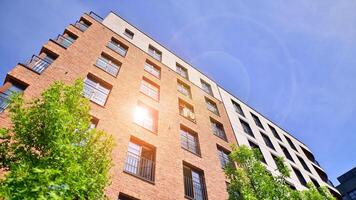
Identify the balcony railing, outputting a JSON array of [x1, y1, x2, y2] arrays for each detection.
[[0, 92, 10, 113], [184, 176, 207, 200], [55, 35, 74, 48], [140, 83, 158, 100], [83, 81, 109, 106], [107, 41, 127, 57], [75, 21, 89, 32], [23, 55, 53, 74], [95, 57, 120, 77], [212, 125, 227, 140], [179, 106, 196, 122], [124, 152, 155, 182], [177, 84, 191, 98], [88, 11, 103, 22], [144, 63, 160, 78]]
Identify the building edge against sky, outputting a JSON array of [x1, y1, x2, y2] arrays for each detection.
[[0, 11, 340, 199]]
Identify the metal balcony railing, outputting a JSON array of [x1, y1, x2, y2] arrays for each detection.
[[0, 92, 10, 113], [95, 57, 120, 77], [83, 81, 109, 106], [124, 152, 155, 182], [107, 41, 127, 57], [212, 125, 227, 141], [88, 11, 103, 22], [23, 55, 53, 74], [75, 21, 89, 32], [55, 35, 74, 48], [184, 176, 207, 200], [179, 106, 196, 122]]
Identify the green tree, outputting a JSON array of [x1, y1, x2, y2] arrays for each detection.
[[0, 80, 114, 200], [225, 145, 335, 200]]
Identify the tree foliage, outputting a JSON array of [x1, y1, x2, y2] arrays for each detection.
[[0, 80, 114, 200], [225, 145, 335, 200]]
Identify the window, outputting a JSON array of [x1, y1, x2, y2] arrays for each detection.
[[297, 155, 311, 172], [271, 154, 281, 169], [107, 38, 128, 57], [310, 177, 320, 188], [177, 80, 191, 98], [292, 167, 307, 186], [148, 45, 162, 61], [285, 135, 297, 151], [118, 193, 138, 200], [269, 125, 281, 141], [261, 132, 275, 150], [83, 75, 111, 106], [180, 125, 200, 155], [200, 79, 213, 95], [176, 63, 188, 79], [89, 117, 99, 130], [205, 97, 219, 116], [140, 77, 159, 101], [300, 146, 319, 166], [144, 60, 160, 78], [134, 102, 158, 132], [24, 51, 57, 74], [313, 165, 329, 183], [183, 164, 207, 200], [55, 31, 77, 48], [124, 138, 155, 182], [348, 189, 356, 200], [124, 28, 134, 39], [217, 146, 233, 168], [279, 144, 294, 162], [75, 18, 91, 32], [248, 140, 266, 164], [239, 119, 254, 137], [0, 82, 26, 113], [95, 53, 121, 76], [231, 100, 245, 117], [251, 112, 264, 130], [179, 99, 196, 122], [210, 117, 227, 141]]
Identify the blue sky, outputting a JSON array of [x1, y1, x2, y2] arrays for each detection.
[[0, 0, 355, 184]]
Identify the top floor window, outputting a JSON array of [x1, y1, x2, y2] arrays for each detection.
[[134, 102, 158, 133], [144, 60, 161, 79], [107, 38, 128, 57], [231, 100, 245, 117], [251, 112, 264, 130], [239, 119, 254, 137], [200, 79, 213, 96], [269, 125, 281, 141], [124, 28, 134, 39], [176, 63, 188, 79], [205, 97, 219, 116], [148, 45, 162, 61], [83, 75, 111, 106]]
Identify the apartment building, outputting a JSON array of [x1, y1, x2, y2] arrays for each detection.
[[0, 11, 340, 199]]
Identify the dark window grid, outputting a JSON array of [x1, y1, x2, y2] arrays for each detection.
[[180, 129, 200, 155]]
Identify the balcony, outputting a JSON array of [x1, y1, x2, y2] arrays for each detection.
[[184, 176, 207, 200], [107, 41, 127, 57], [83, 79, 109, 106], [180, 106, 196, 123], [88, 11, 103, 22], [95, 57, 120, 77], [75, 21, 89, 32], [23, 55, 53, 74], [177, 83, 191, 98], [0, 92, 10, 113], [124, 152, 155, 183], [54, 35, 74, 49]]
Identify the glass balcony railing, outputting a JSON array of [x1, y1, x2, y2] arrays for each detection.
[[75, 21, 89, 32], [55, 35, 75, 48], [107, 41, 127, 57], [23, 55, 53, 74], [95, 57, 120, 77]]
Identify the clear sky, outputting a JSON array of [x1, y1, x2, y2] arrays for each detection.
[[0, 0, 355, 184]]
